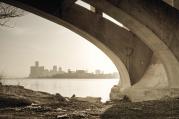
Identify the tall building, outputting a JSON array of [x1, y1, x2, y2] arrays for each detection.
[[29, 61, 65, 78], [95, 69, 101, 74], [53, 65, 57, 72], [29, 61, 45, 78], [35, 61, 39, 67]]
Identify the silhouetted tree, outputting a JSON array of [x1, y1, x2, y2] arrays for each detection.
[[0, 2, 24, 26]]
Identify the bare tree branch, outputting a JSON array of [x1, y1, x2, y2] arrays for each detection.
[[0, 2, 25, 27]]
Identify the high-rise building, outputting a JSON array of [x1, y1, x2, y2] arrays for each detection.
[[29, 61, 44, 78], [53, 65, 57, 72], [29, 61, 65, 78], [35, 61, 39, 67]]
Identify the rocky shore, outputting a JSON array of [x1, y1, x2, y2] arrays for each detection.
[[102, 98, 179, 119], [0, 83, 105, 119], [0, 83, 179, 119]]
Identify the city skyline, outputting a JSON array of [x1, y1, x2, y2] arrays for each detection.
[[29, 61, 119, 79], [0, 12, 118, 78], [30, 61, 118, 75]]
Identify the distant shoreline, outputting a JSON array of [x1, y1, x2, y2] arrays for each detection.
[[3, 77, 119, 80]]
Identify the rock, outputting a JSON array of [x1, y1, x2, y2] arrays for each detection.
[[56, 108, 67, 112], [105, 100, 114, 105], [57, 111, 87, 119], [55, 93, 66, 102], [122, 95, 131, 102], [56, 108, 63, 111], [0, 84, 66, 105], [24, 105, 52, 112], [73, 96, 102, 104], [112, 95, 131, 103], [31, 103, 39, 106], [70, 113, 87, 119], [129, 107, 142, 111], [85, 108, 91, 111], [71, 94, 76, 98], [57, 114, 69, 119], [0, 94, 32, 108]]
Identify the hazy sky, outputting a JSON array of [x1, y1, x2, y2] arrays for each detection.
[[0, 12, 118, 78]]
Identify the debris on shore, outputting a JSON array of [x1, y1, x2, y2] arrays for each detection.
[[71, 95, 102, 104], [0, 84, 104, 119], [0, 84, 179, 119]]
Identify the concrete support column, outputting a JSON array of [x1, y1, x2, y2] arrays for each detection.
[[174, 0, 179, 9], [163, 0, 174, 6], [90, 6, 102, 14], [83, 0, 179, 101], [163, 0, 179, 9], [90, 6, 96, 12]]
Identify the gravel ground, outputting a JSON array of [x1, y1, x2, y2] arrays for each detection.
[[0, 84, 179, 119]]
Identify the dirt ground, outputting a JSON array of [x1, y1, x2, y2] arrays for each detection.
[[0, 84, 179, 119]]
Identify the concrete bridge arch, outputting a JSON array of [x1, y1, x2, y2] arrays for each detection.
[[2, 0, 179, 102], [82, 0, 179, 101]]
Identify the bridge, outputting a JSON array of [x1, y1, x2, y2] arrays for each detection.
[[2, 0, 179, 102]]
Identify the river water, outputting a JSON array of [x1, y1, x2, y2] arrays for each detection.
[[2, 78, 119, 102]]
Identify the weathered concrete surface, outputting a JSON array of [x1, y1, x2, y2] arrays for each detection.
[[105, 0, 179, 100], [84, 0, 179, 87], [107, 0, 179, 62], [133, 57, 168, 89], [163, 0, 174, 6], [111, 55, 170, 101], [82, 0, 179, 101], [163, 0, 179, 9], [174, 0, 179, 9], [122, 56, 171, 102]]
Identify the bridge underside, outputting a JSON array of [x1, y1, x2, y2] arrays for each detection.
[[163, 0, 179, 9], [2, 0, 179, 102]]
